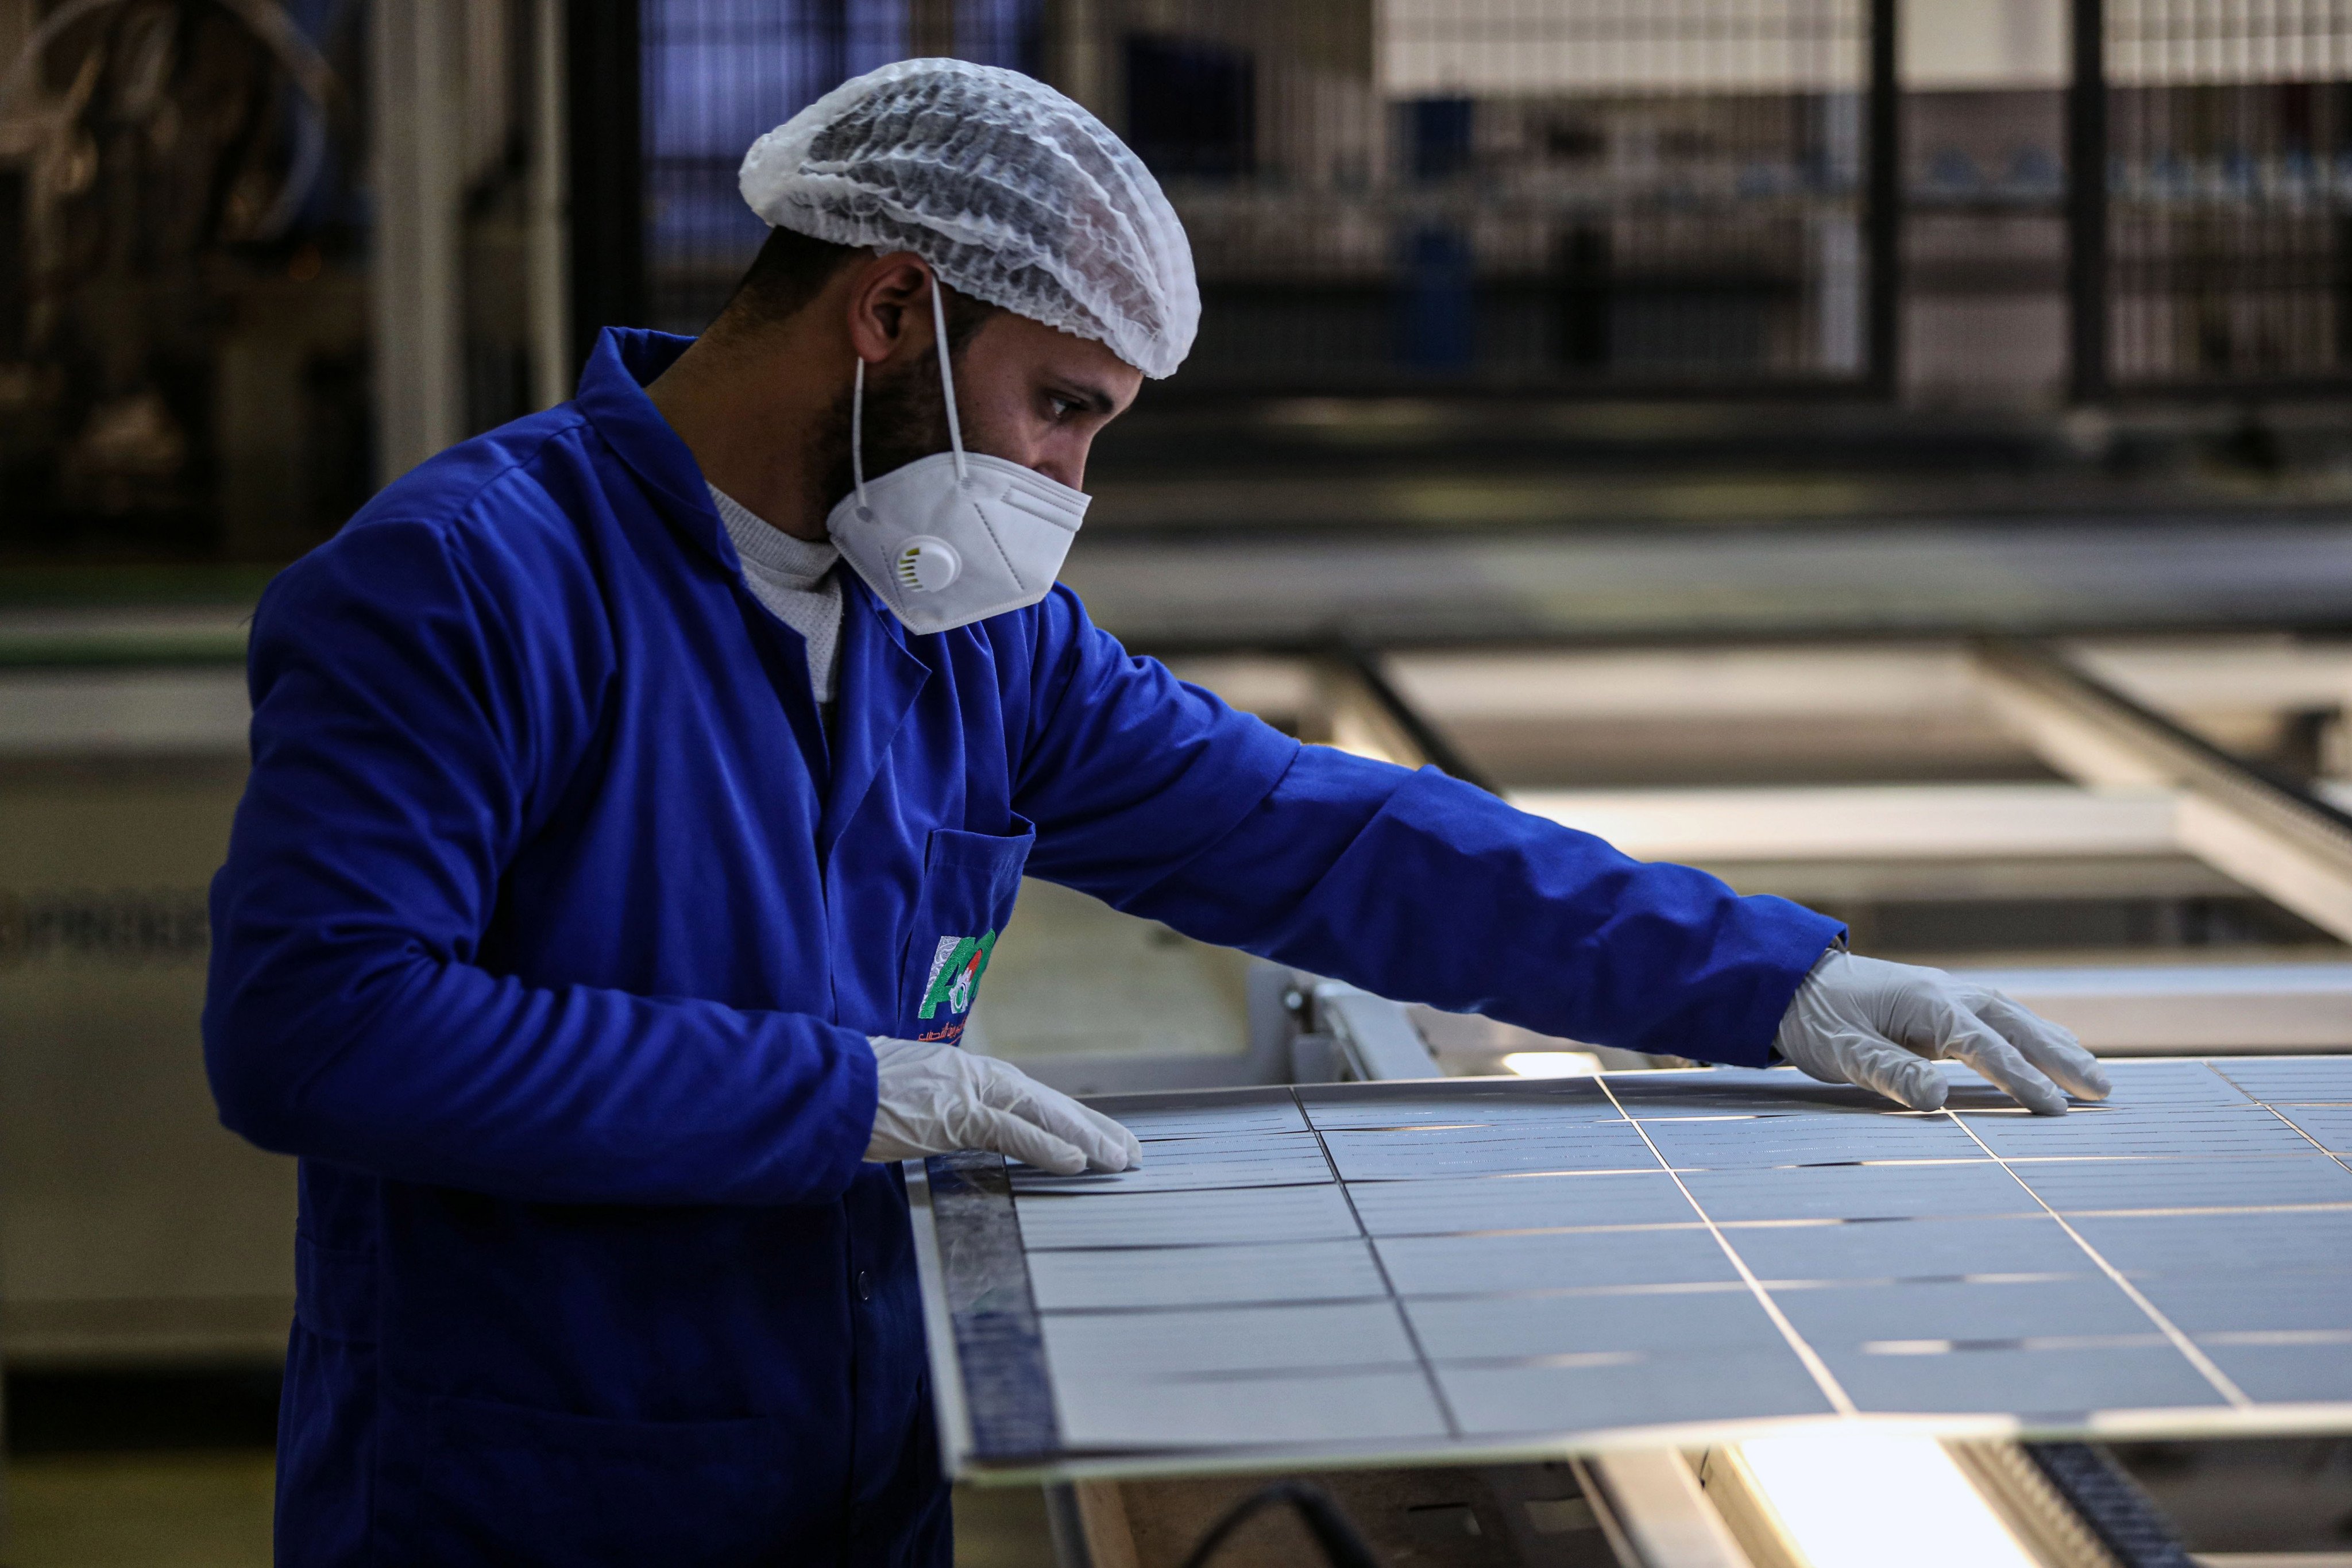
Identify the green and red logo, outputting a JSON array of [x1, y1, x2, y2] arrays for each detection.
[[915, 930, 997, 1041]]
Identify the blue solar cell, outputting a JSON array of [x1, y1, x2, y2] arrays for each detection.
[[1377, 1227, 1739, 1295], [1609, 1069, 1899, 1118], [2069, 1210, 2352, 1277], [1345, 1171, 1696, 1235], [1029, 1239, 1388, 1311], [1642, 1115, 1987, 1170], [1323, 1122, 1659, 1179], [1405, 1286, 1783, 1360], [2009, 1156, 2352, 1213], [2278, 1106, 2352, 1153], [1041, 1300, 1418, 1379], [1054, 1367, 1450, 1449], [2197, 1341, 2352, 1404], [1679, 1161, 2038, 1222], [1106, 1096, 1312, 1140], [2214, 1059, 2352, 1103], [1959, 1104, 2314, 1159], [1301, 1082, 1620, 1129], [1724, 1217, 2092, 1283], [1825, 1344, 2226, 1415], [1770, 1276, 2156, 1347], [2133, 1271, 2352, 1335], [1439, 1347, 1834, 1432], [2074, 1060, 2256, 1107], [1015, 1184, 1360, 1250]]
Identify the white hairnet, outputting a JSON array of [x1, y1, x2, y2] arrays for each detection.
[[738, 59, 1198, 379]]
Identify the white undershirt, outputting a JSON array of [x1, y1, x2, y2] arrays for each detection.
[[708, 484, 843, 704]]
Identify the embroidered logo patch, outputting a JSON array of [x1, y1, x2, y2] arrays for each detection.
[[918, 930, 998, 1025]]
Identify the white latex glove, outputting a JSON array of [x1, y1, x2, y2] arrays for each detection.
[[864, 1037, 1142, 1175], [1774, 949, 2111, 1115]]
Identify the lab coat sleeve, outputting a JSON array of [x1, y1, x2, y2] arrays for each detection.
[[203, 515, 876, 1206], [1015, 597, 1843, 1067]]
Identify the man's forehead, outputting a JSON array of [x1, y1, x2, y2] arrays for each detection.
[[986, 312, 1142, 407]]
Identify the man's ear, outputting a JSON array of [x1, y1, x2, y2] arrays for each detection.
[[845, 253, 939, 367]]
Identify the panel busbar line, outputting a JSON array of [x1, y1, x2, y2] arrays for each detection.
[[1589, 1072, 1859, 1419], [905, 1059, 2352, 1481]]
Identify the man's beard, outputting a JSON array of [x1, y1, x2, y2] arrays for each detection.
[[809, 349, 953, 527]]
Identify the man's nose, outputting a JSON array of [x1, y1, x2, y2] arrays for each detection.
[[1033, 444, 1086, 492]]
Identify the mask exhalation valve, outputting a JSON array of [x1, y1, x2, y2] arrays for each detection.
[[894, 536, 962, 593]]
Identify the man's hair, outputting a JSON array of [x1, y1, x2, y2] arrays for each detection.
[[713, 225, 997, 351]]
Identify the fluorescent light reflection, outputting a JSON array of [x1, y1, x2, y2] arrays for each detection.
[[1733, 1430, 2038, 1568], [1503, 1051, 1604, 1078]]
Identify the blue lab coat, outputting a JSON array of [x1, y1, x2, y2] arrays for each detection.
[[203, 329, 1843, 1566]]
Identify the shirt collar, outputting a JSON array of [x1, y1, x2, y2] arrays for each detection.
[[708, 482, 840, 589]]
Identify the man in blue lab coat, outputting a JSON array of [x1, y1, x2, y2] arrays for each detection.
[[203, 60, 2106, 1567]]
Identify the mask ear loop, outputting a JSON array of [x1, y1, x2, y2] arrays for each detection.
[[928, 273, 970, 486], [851, 357, 872, 519]]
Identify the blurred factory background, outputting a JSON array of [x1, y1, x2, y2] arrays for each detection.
[[6, 1, 2352, 1564], [20, 0, 2352, 557]]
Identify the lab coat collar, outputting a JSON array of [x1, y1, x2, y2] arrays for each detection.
[[577, 326, 930, 846], [576, 327, 740, 574]]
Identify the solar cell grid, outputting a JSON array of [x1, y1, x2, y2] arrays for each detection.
[[1968, 1060, 2251, 1108], [1113, 1095, 1311, 1140], [1723, 1215, 2095, 1283], [1049, 1368, 1450, 1449], [1040, 1300, 1420, 1378], [1822, 1343, 2227, 1416], [2002, 1155, 2352, 1212], [1027, 1238, 1386, 1311], [1296, 1082, 1623, 1129], [1767, 1277, 2157, 1346], [1958, 1103, 2316, 1159], [1607, 1073, 1914, 1116], [1438, 1349, 1837, 1434], [1013, 1183, 1358, 1249], [913, 1057, 2352, 1476], [1321, 1121, 1659, 1178], [2200, 1343, 2352, 1404], [2214, 1059, 2352, 1102], [1678, 1161, 2040, 1221], [2069, 1208, 2352, 1276], [1376, 1226, 1739, 1295], [1346, 1171, 1697, 1235], [1009, 1136, 1333, 1194], [2131, 1271, 2352, 1334], [2278, 1105, 2352, 1152], [1403, 1286, 1785, 1360], [1640, 1113, 1989, 1168]]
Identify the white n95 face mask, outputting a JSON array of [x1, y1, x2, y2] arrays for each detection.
[[825, 282, 1091, 636]]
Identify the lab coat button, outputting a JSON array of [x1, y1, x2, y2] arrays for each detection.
[[856, 1269, 873, 1302]]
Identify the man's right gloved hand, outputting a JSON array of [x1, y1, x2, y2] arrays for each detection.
[[864, 1037, 1142, 1175], [1774, 949, 2110, 1115]]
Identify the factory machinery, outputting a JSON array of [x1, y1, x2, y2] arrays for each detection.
[[5, 619, 2352, 1562]]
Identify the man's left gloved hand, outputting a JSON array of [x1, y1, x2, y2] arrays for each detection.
[[864, 1037, 1143, 1174], [1774, 949, 2111, 1115]]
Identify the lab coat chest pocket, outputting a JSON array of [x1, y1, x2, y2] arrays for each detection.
[[893, 816, 1034, 1041]]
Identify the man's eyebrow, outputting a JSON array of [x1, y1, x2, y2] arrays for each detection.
[[1053, 379, 1122, 416]]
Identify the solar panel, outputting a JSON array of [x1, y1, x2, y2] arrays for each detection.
[[906, 1058, 2352, 1480]]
